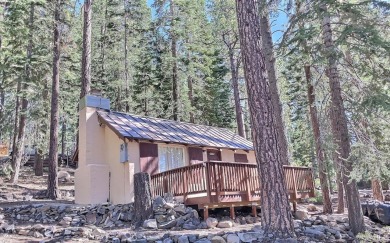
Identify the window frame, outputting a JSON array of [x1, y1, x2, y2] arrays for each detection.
[[158, 144, 188, 172]]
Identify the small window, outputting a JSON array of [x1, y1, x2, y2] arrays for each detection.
[[158, 146, 185, 172]]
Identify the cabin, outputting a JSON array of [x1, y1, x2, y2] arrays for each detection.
[[75, 95, 315, 216]]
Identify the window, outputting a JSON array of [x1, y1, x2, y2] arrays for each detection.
[[158, 146, 185, 172]]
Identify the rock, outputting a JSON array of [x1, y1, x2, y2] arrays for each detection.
[[275, 238, 297, 243], [153, 196, 167, 210], [206, 217, 218, 228], [64, 229, 72, 235], [211, 235, 226, 243], [178, 235, 190, 243], [112, 238, 120, 243], [33, 231, 43, 238], [155, 215, 167, 223], [86, 212, 97, 224], [237, 232, 260, 242], [188, 234, 199, 242], [303, 220, 312, 227], [217, 220, 233, 228], [294, 210, 308, 220], [195, 239, 211, 243], [192, 210, 199, 219], [307, 204, 317, 212], [174, 205, 187, 214], [304, 228, 326, 240], [183, 222, 198, 230], [164, 203, 175, 209], [92, 228, 106, 238], [158, 220, 177, 229], [143, 219, 158, 229], [58, 170, 71, 182], [385, 194, 390, 201], [293, 220, 302, 228], [226, 234, 240, 243]]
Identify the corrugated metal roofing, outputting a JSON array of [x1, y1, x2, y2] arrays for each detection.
[[97, 110, 254, 151]]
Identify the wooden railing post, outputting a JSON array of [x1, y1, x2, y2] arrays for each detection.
[[205, 162, 212, 203], [245, 165, 251, 201], [213, 162, 221, 203], [291, 168, 298, 200], [182, 168, 188, 202], [163, 173, 168, 194]]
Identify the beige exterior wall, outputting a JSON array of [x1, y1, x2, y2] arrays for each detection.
[[75, 106, 135, 205]]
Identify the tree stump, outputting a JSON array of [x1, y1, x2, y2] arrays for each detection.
[[134, 172, 153, 226], [34, 150, 43, 176]]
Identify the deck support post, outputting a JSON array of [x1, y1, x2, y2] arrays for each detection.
[[251, 205, 257, 217], [230, 206, 235, 219], [203, 206, 209, 220], [292, 200, 297, 212]]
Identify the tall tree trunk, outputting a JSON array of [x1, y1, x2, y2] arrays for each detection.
[[11, 80, 20, 167], [228, 49, 245, 138], [80, 0, 92, 98], [47, 0, 61, 200], [259, 9, 289, 165], [123, 0, 130, 112], [170, 0, 178, 121], [187, 75, 195, 123], [372, 178, 384, 201], [333, 151, 345, 213], [304, 65, 333, 214], [321, 5, 364, 234], [235, 0, 294, 238], [11, 3, 35, 183], [34, 149, 43, 176], [61, 120, 66, 162]]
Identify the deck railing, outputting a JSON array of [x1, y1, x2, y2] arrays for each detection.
[[150, 161, 315, 204]]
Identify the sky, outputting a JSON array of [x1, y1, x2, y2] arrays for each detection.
[[146, 0, 288, 43]]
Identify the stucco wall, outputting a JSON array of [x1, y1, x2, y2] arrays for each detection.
[[75, 107, 109, 204], [105, 128, 134, 204]]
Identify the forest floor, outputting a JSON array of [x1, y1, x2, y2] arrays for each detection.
[[0, 166, 389, 242]]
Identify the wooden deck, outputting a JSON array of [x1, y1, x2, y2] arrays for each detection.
[[150, 161, 315, 217]]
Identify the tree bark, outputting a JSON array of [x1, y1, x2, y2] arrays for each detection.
[[372, 178, 384, 201], [321, 4, 364, 234], [235, 0, 294, 238], [80, 0, 92, 98], [11, 3, 34, 184], [304, 65, 333, 214], [259, 9, 289, 165], [170, 0, 178, 121], [123, 0, 130, 112], [134, 172, 153, 226], [187, 75, 195, 123], [228, 49, 245, 138], [333, 151, 345, 213], [47, 0, 61, 200], [34, 149, 43, 176]]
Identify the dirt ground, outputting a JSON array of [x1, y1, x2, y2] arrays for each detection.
[[0, 166, 389, 242]]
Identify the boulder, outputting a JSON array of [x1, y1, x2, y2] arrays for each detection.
[[307, 204, 317, 212], [143, 219, 158, 229], [294, 210, 308, 220], [211, 236, 226, 243], [237, 232, 260, 242], [217, 220, 233, 228], [206, 217, 218, 228], [385, 194, 390, 201], [178, 235, 190, 243], [158, 220, 177, 229], [304, 228, 326, 240], [226, 234, 240, 243], [58, 171, 71, 182]]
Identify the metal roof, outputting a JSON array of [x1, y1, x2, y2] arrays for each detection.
[[97, 110, 253, 151]]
